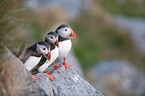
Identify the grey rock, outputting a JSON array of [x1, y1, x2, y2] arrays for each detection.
[[57, 50, 83, 77], [36, 66, 103, 96], [37, 49, 102, 96], [36, 50, 101, 96], [0, 44, 43, 96], [87, 60, 145, 96]]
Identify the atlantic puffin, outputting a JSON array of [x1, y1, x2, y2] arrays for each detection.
[[55, 24, 76, 69], [15, 41, 54, 80], [30, 32, 59, 79], [45, 31, 59, 70]]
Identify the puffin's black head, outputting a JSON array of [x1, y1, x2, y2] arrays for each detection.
[[55, 24, 69, 31], [55, 24, 76, 39], [45, 31, 59, 47], [36, 41, 51, 60]]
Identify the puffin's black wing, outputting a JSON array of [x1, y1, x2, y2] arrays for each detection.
[[14, 44, 41, 63], [30, 55, 47, 75], [14, 48, 29, 63]]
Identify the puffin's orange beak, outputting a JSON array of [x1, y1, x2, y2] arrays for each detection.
[[47, 51, 51, 61], [69, 29, 76, 38], [44, 52, 51, 61], [54, 39, 59, 47], [57, 39, 59, 47]]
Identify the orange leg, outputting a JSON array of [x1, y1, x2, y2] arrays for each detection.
[[53, 61, 59, 70], [42, 72, 54, 81], [61, 57, 71, 69], [33, 75, 37, 80]]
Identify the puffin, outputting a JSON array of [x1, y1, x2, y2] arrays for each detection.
[[15, 41, 54, 80], [45, 31, 59, 70], [55, 24, 76, 69], [30, 32, 59, 79]]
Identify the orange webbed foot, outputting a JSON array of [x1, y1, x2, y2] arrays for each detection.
[[33, 75, 37, 80], [42, 72, 54, 81], [62, 63, 71, 69], [53, 65, 59, 70]]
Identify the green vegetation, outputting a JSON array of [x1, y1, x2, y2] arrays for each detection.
[[0, 0, 21, 41], [98, 0, 145, 18], [0, 0, 28, 52], [71, 12, 145, 70]]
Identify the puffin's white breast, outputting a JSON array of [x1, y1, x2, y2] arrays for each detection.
[[38, 46, 59, 72], [58, 39, 72, 58], [24, 56, 42, 71]]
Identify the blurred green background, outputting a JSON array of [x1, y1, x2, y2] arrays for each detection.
[[1, 0, 145, 96]]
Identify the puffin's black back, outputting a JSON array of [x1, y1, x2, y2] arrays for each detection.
[[46, 32, 58, 38], [15, 45, 39, 63], [37, 41, 50, 49], [55, 24, 69, 32], [15, 41, 49, 63]]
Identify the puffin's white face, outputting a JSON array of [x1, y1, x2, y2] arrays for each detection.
[[36, 43, 49, 55], [45, 35, 57, 44], [57, 27, 71, 38]]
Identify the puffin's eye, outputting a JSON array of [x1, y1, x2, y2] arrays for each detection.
[[65, 29, 67, 31], [50, 37, 53, 39], [43, 48, 46, 50]]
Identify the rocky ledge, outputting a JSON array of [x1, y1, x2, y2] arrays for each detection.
[[36, 66, 103, 96]]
